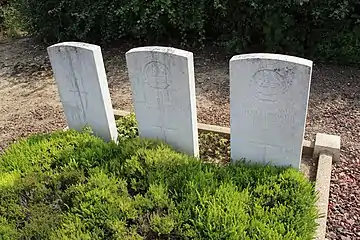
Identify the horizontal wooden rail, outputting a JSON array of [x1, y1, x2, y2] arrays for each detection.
[[113, 109, 314, 156]]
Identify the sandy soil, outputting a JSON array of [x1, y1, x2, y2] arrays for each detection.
[[0, 37, 359, 239]]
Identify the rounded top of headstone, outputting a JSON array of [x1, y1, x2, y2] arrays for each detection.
[[47, 42, 101, 52], [230, 53, 312, 67], [126, 46, 193, 59]]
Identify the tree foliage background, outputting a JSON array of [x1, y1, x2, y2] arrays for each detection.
[[4, 0, 360, 63]]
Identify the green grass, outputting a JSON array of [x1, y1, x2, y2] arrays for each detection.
[[0, 116, 319, 239]]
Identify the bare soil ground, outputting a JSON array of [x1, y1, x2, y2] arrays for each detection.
[[0, 37, 359, 239]]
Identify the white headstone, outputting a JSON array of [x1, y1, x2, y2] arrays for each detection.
[[47, 42, 118, 142], [126, 46, 199, 156], [230, 53, 313, 168]]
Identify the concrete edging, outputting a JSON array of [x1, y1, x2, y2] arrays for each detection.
[[112, 109, 340, 240], [314, 153, 333, 240], [313, 133, 341, 240]]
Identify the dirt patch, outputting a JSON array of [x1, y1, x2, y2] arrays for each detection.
[[301, 155, 317, 182], [0, 37, 359, 239]]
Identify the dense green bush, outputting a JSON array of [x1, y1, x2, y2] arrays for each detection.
[[0, 0, 7, 31], [0, 121, 318, 239], [0, 0, 23, 38], [9, 0, 360, 63]]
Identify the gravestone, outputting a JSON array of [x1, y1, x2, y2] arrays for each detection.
[[126, 46, 199, 156], [47, 42, 118, 142], [230, 53, 313, 168]]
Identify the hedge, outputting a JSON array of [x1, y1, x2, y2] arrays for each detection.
[[1, 0, 23, 37], [0, 0, 7, 30], [0, 119, 319, 239], [8, 0, 360, 63]]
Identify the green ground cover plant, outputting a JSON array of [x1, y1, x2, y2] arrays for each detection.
[[0, 116, 318, 239], [118, 113, 231, 164]]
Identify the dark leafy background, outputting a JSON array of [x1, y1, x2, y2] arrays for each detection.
[[3, 0, 360, 64]]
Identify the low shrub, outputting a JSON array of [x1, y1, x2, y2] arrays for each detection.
[[115, 113, 232, 164], [116, 113, 139, 141], [0, 123, 318, 239]]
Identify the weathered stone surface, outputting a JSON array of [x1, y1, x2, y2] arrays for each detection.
[[230, 53, 313, 168], [48, 42, 118, 142], [315, 153, 333, 240], [126, 46, 199, 156], [314, 133, 341, 162]]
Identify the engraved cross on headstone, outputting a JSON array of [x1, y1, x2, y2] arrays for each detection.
[[142, 61, 177, 142], [126, 46, 199, 156], [68, 76, 89, 123], [70, 89, 88, 110], [150, 89, 176, 142], [250, 140, 283, 162], [47, 42, 118, 142]]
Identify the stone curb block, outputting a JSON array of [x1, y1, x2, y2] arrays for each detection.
[[314, 153, 333, 240], [313, 133, 340, 240], [313, 133, 341, 163]]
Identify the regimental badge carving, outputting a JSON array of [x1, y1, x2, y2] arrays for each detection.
[[251, 68, 294, 102], [143, 61, 170, 90]]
